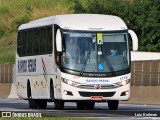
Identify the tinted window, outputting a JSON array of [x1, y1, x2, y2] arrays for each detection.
[[17, 26, 53, 56]]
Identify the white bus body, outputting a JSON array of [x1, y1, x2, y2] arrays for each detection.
[[16, 14, 138, 110]]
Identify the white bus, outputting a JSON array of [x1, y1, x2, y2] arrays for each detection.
[[16, 14, 138, 110]]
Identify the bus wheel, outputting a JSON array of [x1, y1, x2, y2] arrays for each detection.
[[28, 98, 37, 109], [54, 100, 64, 110], [108, 100, 119, 110], [50, 81, 54, 100], [27, 84, 37, 109], [37, 100, 47, 109]]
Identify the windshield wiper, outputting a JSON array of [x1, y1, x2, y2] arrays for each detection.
[[101, 46, 115, 75], [80, 49, 91, 76]]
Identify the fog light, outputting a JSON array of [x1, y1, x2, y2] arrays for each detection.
[[120, 91, 129, 96], [125, 91, 129, 95], [63, 90, 73, 96], [64, 90, 67, 95]]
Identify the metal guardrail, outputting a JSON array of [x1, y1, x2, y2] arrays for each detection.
[[0, 64, 13, 83], [0, 61, 160, 86]]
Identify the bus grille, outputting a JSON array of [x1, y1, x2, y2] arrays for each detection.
[[77, 84, 118, 89], [79, 91, 116, 97]]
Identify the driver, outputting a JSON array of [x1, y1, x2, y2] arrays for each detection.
[[65, 37, 80, 64]]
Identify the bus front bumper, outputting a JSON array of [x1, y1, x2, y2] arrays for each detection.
[[61, 82, 130, 101]]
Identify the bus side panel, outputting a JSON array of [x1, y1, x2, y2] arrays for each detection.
[[53, 67, 63, 99], [16, 54, 55, 100], [29, 75, 50, 99], [16, 76, 28, 99]]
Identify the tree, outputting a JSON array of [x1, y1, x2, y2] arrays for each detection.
[[72, 0, 160, 52]]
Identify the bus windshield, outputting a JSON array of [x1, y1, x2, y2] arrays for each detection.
[[61, 31, 130, 74]]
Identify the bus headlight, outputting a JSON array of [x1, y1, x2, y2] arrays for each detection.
[[116, 79, 130, 87], [121, 80, 127, 86], [62, 78, 80, 86]]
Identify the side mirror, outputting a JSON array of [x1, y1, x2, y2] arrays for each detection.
[[56, 29, 62, 52], [128, 30, 138, 51]]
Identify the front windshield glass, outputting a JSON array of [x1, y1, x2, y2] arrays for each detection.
[[61, 31, 130, 73], [99, 33, 130, 73]]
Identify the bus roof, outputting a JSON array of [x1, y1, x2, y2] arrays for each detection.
[[18, 14, 127, 31]]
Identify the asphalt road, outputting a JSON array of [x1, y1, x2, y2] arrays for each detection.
[[0, 98, 160, 119]]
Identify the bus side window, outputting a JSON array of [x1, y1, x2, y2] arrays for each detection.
[[46, 28, 48, 53], [44, 28, 46, 54], [28, 30, 31, 55], [39, 29, 42, 54], [43, 28, 47, 54], [33, 29, 37, 55], [40, 28, 45, 54], [47, 27, 52, 53], [22, 31, 27, 56], [17, 31, 22, 56], [36, 29, 40, 54], [49, 27, 53, 53], [26, 31, 29, 56], [31, 30, 34, 55]]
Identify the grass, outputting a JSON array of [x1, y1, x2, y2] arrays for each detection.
[[0, 0, 74, 64], [0, 6, 9, 15], [0, 32, 16, 64]]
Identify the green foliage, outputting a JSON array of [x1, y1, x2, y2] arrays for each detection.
[[0, 24, 5, 36], [0, 6, 9, 15], [72, 0, 160, 52], [126, 0, 160, 52], [11, 15, 30, 29], [11, 4, 33, 29]]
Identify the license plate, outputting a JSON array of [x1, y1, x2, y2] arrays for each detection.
[[91, 96, 103, 101]]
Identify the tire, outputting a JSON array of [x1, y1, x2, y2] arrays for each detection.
[[108, 100, 119, 110], [50, 82, 54, 100], [54, 100, 64, 110], [77, 101, 95, 110], [27, 84, 37, 109], [37, 100, 47, 109], [28, 98, 37, 109]]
